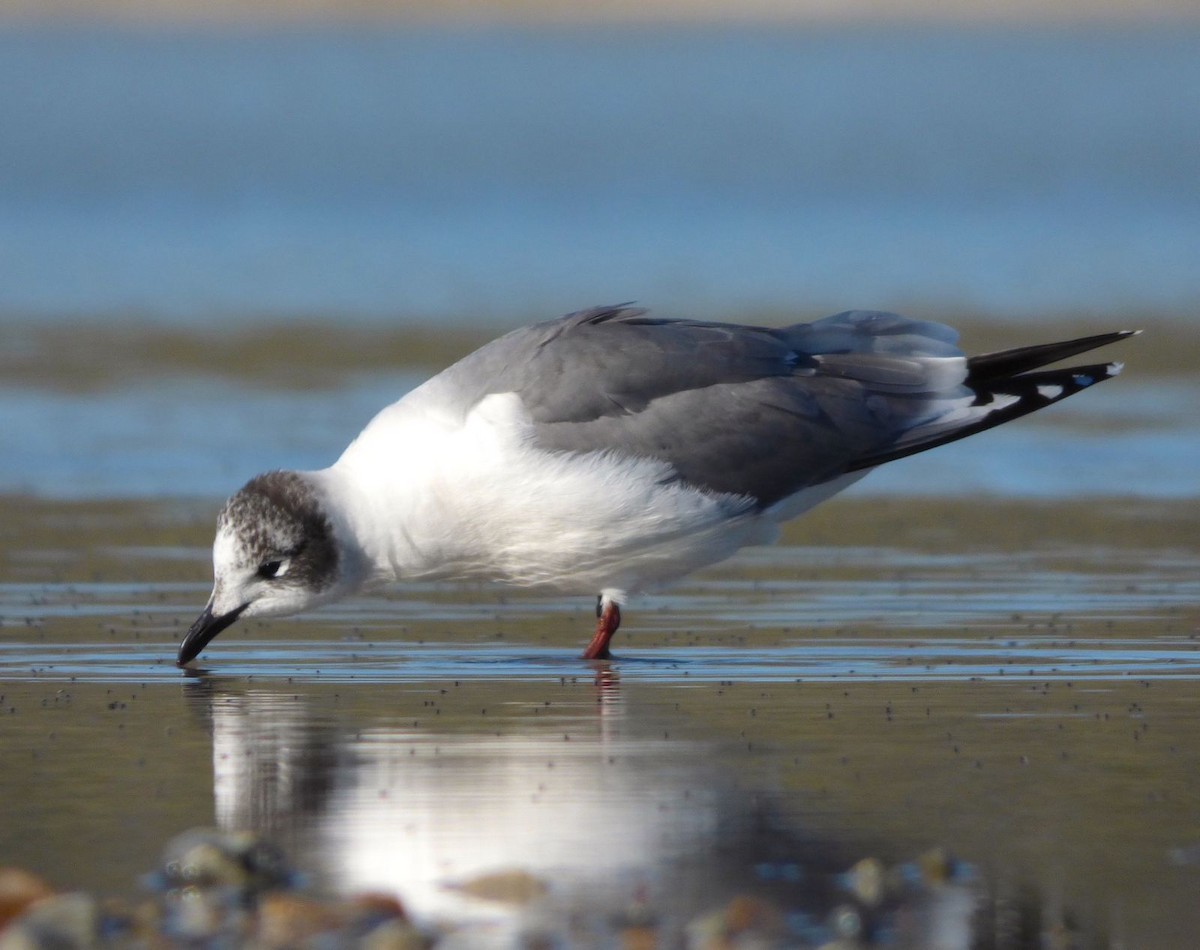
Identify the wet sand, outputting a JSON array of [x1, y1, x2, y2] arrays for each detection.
[[3, 490, 1199, 945], [2, 309, 1197, 944]]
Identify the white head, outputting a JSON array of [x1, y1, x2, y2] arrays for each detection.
[[178, 470, 351, 665]]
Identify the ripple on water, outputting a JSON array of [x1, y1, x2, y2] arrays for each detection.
[[3, 638, 1200, 685], [3, 495, 1200, 947], [3, 535, 1200, 683]]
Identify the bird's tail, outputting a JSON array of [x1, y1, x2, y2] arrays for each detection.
[[848, 329, 1138, 471], [965, 330, 1136, 385]]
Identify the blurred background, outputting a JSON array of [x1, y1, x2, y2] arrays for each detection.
[[2, 0, 1198, 499]]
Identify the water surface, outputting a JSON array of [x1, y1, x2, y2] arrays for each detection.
[[3, 493, 1198, 946], [2, 318, 1194, 500], [1, 23, 1198, 322]]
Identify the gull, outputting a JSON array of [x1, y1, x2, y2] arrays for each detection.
[[179, 306, 1133, 665]]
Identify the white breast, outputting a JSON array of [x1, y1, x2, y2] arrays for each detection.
[[325, 390, 768, 595]]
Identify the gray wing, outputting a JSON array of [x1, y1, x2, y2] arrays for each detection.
[[430, 305, 970, 508]]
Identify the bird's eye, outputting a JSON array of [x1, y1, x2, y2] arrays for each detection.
[[257, 560, 284, 580]]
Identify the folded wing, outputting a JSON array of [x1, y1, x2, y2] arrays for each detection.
[[436, 306, 1132, 508]]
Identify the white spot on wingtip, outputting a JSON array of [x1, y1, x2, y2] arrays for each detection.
[[1109, 361, 1125, 376]]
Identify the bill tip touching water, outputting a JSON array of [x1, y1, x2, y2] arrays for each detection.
[[178, 307, 1136, 667]]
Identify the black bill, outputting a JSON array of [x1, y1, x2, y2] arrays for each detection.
[[177, 601, 247, 666]]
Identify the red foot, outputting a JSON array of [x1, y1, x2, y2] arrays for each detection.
[[582, 599, 621, 660]]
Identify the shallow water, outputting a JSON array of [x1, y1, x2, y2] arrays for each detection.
[[3, 493, 1199, 946], [2, 317, 1197, 501]]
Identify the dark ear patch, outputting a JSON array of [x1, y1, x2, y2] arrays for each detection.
[[227, 471, 339, 593]]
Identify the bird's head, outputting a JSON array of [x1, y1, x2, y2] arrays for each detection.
[[178, 470, 345, 665]]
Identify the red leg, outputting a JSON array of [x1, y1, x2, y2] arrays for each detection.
[[582, 597, 621, 660]]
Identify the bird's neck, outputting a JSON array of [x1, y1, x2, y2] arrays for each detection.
[[310, 441, 475, 587]]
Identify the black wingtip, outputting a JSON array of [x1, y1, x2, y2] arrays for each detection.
[[973, 358, 1126, 418], [848, 358, 1125, 473], [967, 329, 1138, 385]]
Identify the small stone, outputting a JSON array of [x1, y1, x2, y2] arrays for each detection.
[[348, 891, 409, 925], [619, 925, 659, 950], [0, 892, 97, 950], [828, 902, 865, 940], [448, 869, 548, 905], [159, 828, 292, 893], [846, 857, 886, 907], [0, 868, 55, 929], [165, 887, 227, 942], [127, 898, 166, 945], [816, 939, 867, 950], [916, 847, 955, 887], [255, 893, 345, 948], [723, 895, 782, 935], [686, 894, 785, 949], [359, 918, 429, 950]]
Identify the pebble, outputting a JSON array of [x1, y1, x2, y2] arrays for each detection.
[[255, 893, 355, 948], [447, 869, 548, 906], [0, 893, 97, 950], [686, 894, 786, 949], [0, 869, 55, 930], [158, 827, 292, 892], [0, 828, 996, 948]]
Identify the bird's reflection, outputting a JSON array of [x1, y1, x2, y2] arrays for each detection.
[[180, 675, 1073, 946], [184, 675, 722, 924]]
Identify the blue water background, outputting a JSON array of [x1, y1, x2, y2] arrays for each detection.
[[2, 22, 1199, 323], [3, 367, 1195, 499], [1, 22, 1197, 499]]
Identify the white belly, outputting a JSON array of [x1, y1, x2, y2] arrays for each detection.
[[329, 390, 865, 596], [330, 392, 774, 594]]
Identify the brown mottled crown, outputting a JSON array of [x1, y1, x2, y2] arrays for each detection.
[[218, 470, 338, 592]]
